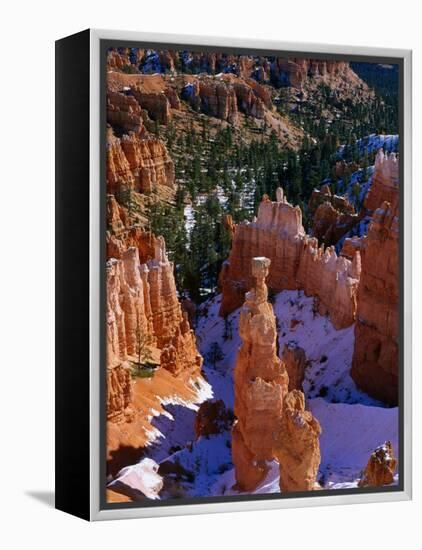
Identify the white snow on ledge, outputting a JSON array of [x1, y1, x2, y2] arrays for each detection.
[[109, 458, 164, 500], [158, 376, 214, 412]]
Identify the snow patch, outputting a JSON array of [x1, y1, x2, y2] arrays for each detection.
[[308, 398, 398, 487], [110, 458, 163, 500]]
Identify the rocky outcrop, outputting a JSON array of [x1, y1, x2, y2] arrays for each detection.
[[220, 188, 361, 329], [310, 184, 360, 246], [107, 364, 133, 421], [164, 86, 181, 109], [222, 213, 235, 240], [107, 133, 175, 194], [233, 81, 266, 119], [232, 257, 289, 491], [195, 400, 232, 439], [340, 236, 363, 260], [270, 58, 365, 90], [107, 48, 132, 71], [106, 133, 135, 192], [106, 194, 129, 235], [351, 151, 399, 404], [106, 248, 154, 369], [108, 49, 367, 98], [183, 78, 239, 124], [107, 91, 146, 135], [232, 258, 320, 492], [106, 236, 202, 377], [273, 390, 321, 492], [106, 234, 207, 472], [364, 151, 399, 213], [358, 441, 397, 487], [351, 201, 399, 404], [282, 343, 307, 392], [182, 75, 274, 123], [107, 225, 157, 261], [131, 88, 172, 124], [244, 78, 272, 108]]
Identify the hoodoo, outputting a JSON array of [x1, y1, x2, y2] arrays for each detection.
[[232, 257, 321, 493], [358, 441, 397, 488], [232, 257, 289, 491]]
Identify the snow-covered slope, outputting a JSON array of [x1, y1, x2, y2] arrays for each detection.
[[113, 290, 398, 498], [337, 133, 399, 158], [308, 398, 398, 488], [273, 291, 382, 405]]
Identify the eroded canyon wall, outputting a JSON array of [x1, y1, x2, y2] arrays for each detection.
[[106, 237, 202, 393], [351, 152, 399, 405], [220, 188, 361, 329], [351, 201, 399, 404]]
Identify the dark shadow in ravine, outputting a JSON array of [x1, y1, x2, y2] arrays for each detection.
[[107, 445, 148, 478]]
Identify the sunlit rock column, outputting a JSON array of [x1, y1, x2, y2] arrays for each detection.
[[273, 390, 321, 492], [232, 257, 289, 491]]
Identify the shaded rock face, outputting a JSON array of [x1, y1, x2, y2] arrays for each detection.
[[351, 153, 399, 405], [183, 78, 239, 124], [220, 188, 361, 329], [364, 151, 399, 213], [107, 133, 175, 194], [107, 91, 147, 135], [282, 343, 307, 392], [106, 237, 203, 378], [309, 185, 360, 247], [131, 88, 172, 124], [194, 400, 233, 439], [340, 236, 363, 260], [107, 194, 129, 235], [273, 390, 321, 492], [107, 226, 155, 262], [233, 81, 266, 119], [270, 58, 356, 88], [107, 364, 133, 421], [351, 201, 399, 404], [232, 257, 289, 491], [182, 75, 274, 123], [358, 441, 397, 488]]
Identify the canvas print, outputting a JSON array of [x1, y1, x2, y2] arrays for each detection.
[[105, 46, 400, 504]]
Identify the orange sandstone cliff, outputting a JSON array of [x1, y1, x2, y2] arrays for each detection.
[[364, 151, 399, 213], [351, 152, 399, 405], [351, 201, 399, 404], [106, 236, 206, 473], [220, 188, 361, 329], [107, 132, 175, 195], [309, 184, 361, 247]]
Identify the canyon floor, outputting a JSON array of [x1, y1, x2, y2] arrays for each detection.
[[109, 290, 398, 501]]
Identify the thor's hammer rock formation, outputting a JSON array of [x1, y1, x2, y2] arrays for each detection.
[[232, 257, 289, 491]]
